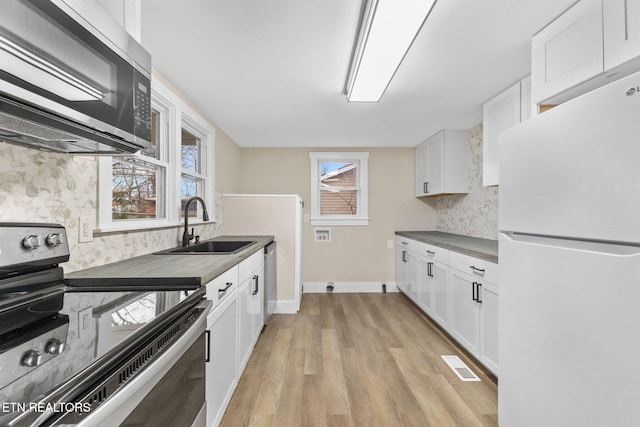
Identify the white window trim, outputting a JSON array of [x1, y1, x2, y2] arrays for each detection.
[[309, 151, 369, 226], [98, 78, 215, 232]]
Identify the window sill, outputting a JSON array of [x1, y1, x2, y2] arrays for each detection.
[[95, 219, 216, 236], [310, 218, 369, 226]]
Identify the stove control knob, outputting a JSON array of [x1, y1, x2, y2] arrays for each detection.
[[22, 235, 42, 250], [45, 339, 65, 355], [21, 350, 42, 367], [46, 233, 63, 247]]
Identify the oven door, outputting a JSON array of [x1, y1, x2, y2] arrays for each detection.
[[71, 299, 212, 427], [0, 0, 151, 147]]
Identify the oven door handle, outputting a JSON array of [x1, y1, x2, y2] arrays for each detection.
[[70, 299, 212, 427]]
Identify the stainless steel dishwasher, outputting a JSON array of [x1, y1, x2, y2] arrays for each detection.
[[263, 242, 276, 325]]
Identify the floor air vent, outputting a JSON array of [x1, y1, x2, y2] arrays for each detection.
[[441, 355, 481, 381]]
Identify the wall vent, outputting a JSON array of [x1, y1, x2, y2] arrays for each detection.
[[441, 355, 480, 381]]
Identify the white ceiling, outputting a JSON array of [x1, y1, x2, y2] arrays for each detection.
[[140, 0, 575, 148]]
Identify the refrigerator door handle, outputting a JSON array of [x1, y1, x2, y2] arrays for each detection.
[[501, 232, 640, 257]]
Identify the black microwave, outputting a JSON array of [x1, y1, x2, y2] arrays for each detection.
[[0, 0, 152, 155]]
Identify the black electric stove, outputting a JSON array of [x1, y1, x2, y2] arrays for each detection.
[[0, 223, 206, 426]]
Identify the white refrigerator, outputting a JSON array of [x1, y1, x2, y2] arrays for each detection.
[[499, 71, 640, 426]]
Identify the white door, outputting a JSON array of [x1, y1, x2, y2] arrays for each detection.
[[418, 258, 433, 314], [414, 141, 428, 196], [479, 280, 498, 375], [431, 262, 449, 329], [499, 233, 640, 427], [603, 0, 640, 69], [449, 269, 480, 356], [206, 290, 238, 427]]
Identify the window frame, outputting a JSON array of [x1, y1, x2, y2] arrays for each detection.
[[98, 78, 215, 232], [309, 152, 369, 226]]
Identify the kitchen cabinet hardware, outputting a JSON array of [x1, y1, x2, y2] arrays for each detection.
[[205, 330, 211, 363], [476, 282, 482, 304], [218, 282, 233, 296], [426, 250, 435, 256], [427, 262, 433, 278], [252, 275, 259, 295], [472, 281, 477, 301], [423, 182, 429, 194], [470, 265, 485, 273], [402, 250, 408, 263]]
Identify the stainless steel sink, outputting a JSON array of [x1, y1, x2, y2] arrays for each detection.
[[155, 240, 256, 255]]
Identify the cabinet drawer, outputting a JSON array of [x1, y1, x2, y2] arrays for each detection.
[[205, 265, 238, 307], [416, 242, 449, 264], [239, 249, 264, 279], [449, 251, 498, 285], [395, 236, 418, 252]]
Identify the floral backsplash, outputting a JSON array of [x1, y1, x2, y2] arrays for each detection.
[[0, 142, 222, 273], [434, 124, 499, 241]]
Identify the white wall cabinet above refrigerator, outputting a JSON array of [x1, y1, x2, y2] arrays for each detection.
[[482, 76, 531, 187], [414, 130, 469, 197], [532, 0, 640, 109]]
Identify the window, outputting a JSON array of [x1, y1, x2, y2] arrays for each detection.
[[98, 79, 215, 231], [310, 152, 369, 226]]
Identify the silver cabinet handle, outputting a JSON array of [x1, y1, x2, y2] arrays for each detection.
[[252, 275, 259, 295]]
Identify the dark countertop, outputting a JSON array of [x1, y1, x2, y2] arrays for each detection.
[[65, 235, 274, 290], [395, 231, 498, 263]]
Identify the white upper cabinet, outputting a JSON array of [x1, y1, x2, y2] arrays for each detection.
[[95, 0, 141, 41], [482, 80, 524, 187], [414, 130, 469, 197], [531, 0, 604, 106], [532, 0, 640, 108], [603, 0, 640, 69]]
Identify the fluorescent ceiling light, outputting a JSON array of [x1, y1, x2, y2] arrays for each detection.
[[346, 0, 437, 103], [0, 35, 102, 102]]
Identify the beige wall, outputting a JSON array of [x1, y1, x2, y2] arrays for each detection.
[[237, 148, 437, 284], [215, 128, 241, 194]]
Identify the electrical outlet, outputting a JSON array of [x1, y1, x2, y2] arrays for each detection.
[[78, 307, 93, 339], [78, 217, 93, 243], [387, 239, 394, 249]]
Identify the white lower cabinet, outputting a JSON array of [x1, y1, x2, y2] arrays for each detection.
[[237, 250, 265, 378], [204, 247, 266, 427], [205, 267, 239, 427], [395, 236, 498, 375]]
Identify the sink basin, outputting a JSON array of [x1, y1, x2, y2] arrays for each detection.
[[155, 240, 256, 255]]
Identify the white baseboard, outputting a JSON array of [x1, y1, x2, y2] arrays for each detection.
[[274, 300, 298, 314], [303, 281, 398, 293]]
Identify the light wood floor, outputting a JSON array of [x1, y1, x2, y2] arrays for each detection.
[[220, 293, 498, 427]]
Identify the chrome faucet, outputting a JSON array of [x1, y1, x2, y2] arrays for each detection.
[[182, 196, 210, 246]]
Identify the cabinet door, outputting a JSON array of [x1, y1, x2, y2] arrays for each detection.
[[431, 261, 449, 329], [482, 81, 521, 187], [450, 269, 480, 356], [531, 0, 603, 105], [395, 247, 409, 293], [479, 280, 499, 375], [251, 267, 265, 338], [604, 0, 640, 69], [414, 141, 429, 197], [405, 250, 419, 303], [418, 258, 433, 315], [427, 132, 445, 195], [237, 279, 253, 378], [206, 290, 238, 427]]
